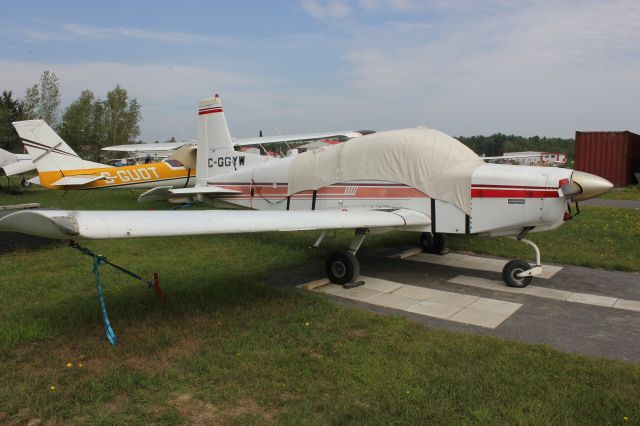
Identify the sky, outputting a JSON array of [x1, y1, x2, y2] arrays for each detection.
[[1, 0, 639, 142]]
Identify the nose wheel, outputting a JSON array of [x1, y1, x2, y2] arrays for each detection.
[[502, 236, 543, 288], [502, 259, 533, 288]]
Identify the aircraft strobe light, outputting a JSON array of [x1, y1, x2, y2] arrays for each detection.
[[560, 171, 613, 201]]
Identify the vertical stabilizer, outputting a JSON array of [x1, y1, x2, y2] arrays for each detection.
[[196, 94, 234, 185], [12, 119, 105, 172]]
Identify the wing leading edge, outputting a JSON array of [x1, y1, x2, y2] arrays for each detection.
[[0, 208, 429, 240]]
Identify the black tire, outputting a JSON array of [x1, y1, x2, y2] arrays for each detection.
[[21, 178, 31, 188], [326, 251, 360, 285], [502, 259, 533, 288], [420, 232, 447, 254]]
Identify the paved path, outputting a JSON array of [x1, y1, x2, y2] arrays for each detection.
[[582, 198, 640, 208], [279, 247, 640, 362]]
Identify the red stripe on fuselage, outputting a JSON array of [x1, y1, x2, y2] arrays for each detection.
[[471, 189, 559, 198], [211, 183, 427, 199], [471, 184, 559, 190], [198, 107, 223, 115]]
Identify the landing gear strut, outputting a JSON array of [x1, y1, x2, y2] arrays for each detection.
[[325, 228, 368, 286], [502, 232, 542, 288]]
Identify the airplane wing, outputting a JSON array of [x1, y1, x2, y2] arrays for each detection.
[[102, 132, 362, 154], [0, 208, 429, 240], [233, 131, 362, 147], [50, 175, 106, 186], [102, 142, 191, 153], [137, 185, 241, 202], [1, 160, 36, 176]]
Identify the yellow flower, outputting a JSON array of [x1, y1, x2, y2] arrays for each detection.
[[624, 417, 629, 422], [66, 363, 73, 368], [305, 322, 310, 326], [50, 385, 56, 391]]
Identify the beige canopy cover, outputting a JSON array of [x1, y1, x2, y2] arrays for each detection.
[[287, 128, 484, 214]]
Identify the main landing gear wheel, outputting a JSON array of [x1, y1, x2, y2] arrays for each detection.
[[502, 259, 533, 288], [21, 177, 31, 188], [420, 232, 447, 254], [326, 250, 360, 285]]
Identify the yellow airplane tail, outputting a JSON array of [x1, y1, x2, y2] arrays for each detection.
[[12, 120, 107, 186]]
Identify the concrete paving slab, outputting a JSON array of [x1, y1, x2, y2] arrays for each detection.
[[469, 298, 522, 316], [320, 284, 381, 301], [391, 285, 443, 300], [360, 276, 403, 293], [401, 252, 563, 279], [426, 292, 479, 307], [391, 247, 422, 259], [525, 285, 572, 301], [363, 293, 421, 310], [448, 275, 527, 294], [407, 301, 463, 319], [614, 299, 640, 312], [448, 274, 640, 311], [449, 307, 513, 329], [567, 293, 618, 308]]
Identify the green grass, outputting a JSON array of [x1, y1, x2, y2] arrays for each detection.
[[1, 185, 639, 424], [600, 185, 640, 200], [449, 207, 640, 271]]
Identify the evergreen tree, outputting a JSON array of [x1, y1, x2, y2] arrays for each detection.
[[0, 91, 25, 152]]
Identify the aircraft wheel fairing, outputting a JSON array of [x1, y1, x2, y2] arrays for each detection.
[[421, 232, 447, 254], [502, 259, 533, 288], [326, 251, 360, 285]]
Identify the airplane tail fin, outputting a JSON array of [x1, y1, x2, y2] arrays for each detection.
[[12, 119, 105, 173], [196, 94, 234, 185]]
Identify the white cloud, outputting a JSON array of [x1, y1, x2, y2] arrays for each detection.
[[301, 0, 351, 19], [11, 23, 234, 45], [339, 0, 640, 136], [60, 23, 232, 44]]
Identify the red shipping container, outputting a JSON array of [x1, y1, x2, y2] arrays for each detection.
[[575, 131, 640, 187]]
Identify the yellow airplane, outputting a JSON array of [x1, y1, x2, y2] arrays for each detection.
[[13, 118, 362, 191], [13, 120, 195, 190]]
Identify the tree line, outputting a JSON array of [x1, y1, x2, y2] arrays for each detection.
[[458, 133, 575, 160], [0, 70, 141, 158]]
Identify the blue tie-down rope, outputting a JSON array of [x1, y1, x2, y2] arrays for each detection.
[[70, 241, 166, 346], [92, 255, 117, 345]]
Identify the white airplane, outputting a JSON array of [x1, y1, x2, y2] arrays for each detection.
[[0, 147, 36, 186], [0, 94, 613, 289]]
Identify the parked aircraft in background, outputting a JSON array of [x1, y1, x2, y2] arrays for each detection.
[[12, 113, 362, 191], [2, 94, 612, 290], [0, 148, 36, 187]]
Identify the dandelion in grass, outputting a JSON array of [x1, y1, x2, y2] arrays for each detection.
[[66, 363, 73, 368], [49, 385, 56, 391]]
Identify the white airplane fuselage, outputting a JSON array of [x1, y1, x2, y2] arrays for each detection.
[[200, 153, 573, 238]]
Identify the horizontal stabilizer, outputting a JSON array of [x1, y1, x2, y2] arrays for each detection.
[[1, 160, 36, 176], [137, 186, 175, 202], [168, 186, 241, 196], [50, 175, 106, 186], [137, 185, 242, 202], [0, 208, 429, 240]]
